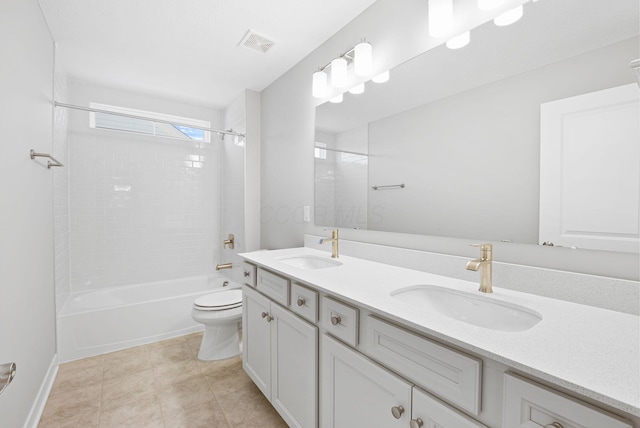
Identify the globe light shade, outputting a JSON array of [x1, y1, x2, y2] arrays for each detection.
[[354, 42, 373, 76], [428, 0, 453, 38], [372, 70, 390, 83], [331, 57, 348, 88], [312, 70, 328, 98], [446, 31, 470, 49], [494, 5, 523, 26]]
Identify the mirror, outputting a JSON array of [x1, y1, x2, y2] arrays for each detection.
[[315, 0, 639, 249]]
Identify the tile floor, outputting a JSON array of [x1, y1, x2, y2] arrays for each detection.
[[38, 333, 288, 428]]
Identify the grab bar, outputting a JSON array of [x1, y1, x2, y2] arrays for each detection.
[[371, 183, 405, 190], [30, 150, 64, 169], [0, 362, 16, 396]]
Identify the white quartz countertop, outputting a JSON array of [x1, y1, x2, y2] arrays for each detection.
[[239, 247, 640, 417]]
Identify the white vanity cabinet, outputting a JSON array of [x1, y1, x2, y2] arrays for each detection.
[[321, 334, 412, 428], [242, 284, 318, 428]]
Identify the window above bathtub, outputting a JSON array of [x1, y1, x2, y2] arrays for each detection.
[[89, 103, 211, 142]]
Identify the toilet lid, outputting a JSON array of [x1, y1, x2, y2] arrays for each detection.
[[194, 289, 242, 310]]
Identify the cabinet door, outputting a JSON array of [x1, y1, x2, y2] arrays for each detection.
[[321, 335, 412, 428], [271, 303, 318, 428], [412, 387, 487, 428], [242, 285, 272, 399]]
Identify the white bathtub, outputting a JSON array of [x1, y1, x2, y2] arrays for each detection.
[[57, 274, 240, 362]]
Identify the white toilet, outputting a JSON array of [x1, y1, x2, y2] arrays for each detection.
[[191, 288, 243, 361]]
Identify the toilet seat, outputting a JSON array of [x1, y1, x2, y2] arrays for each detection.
[[194, 289, 242, 311]]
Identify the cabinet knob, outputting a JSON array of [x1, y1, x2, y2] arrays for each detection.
[[244, 270, 251, 277], [330, 315, 342, 326], [261, 312, 274, 322], [545, 424, 563, 428], [390, 405, 404, 419], [409, 418, 424, 428], [297, 297, 306, 306]]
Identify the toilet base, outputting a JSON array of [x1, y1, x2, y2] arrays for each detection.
[[197, 321, 242, 361]]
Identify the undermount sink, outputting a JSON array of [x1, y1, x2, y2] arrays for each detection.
[[277, 255, 343, 269], [391, 285, 542, 332]]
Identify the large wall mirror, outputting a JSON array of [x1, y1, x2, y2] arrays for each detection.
[[315, 0, 639, 252]]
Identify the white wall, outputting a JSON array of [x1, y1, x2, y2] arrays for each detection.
[[66, 81, 224, 291], [260, 0, 639, 280], [368, 38, 638, 243], [0, 0, 57, 426]]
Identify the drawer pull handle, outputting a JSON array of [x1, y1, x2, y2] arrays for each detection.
[[261, 312, 274, 322], [244, 271, 251, 277], [330, 315, 342, 326], [391, 405, 404, 419], [545, 424, 563, 428], [297, 297, 306, 306], [409, 418, 424, 428]]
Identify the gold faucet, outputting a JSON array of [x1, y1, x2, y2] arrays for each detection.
[[466, 243, 493, 293], [320, 229, 339, 258], [216, 263, 233, 271]]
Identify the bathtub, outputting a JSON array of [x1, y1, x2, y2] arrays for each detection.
[[57, 274, 240, 362]]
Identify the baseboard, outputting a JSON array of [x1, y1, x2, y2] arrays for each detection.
[[23, 353, 58, 428]]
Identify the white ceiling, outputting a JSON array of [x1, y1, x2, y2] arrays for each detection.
[[38, 0, 379, 108]]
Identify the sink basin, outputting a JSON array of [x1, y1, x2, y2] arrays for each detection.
[[277, 255, 342, 269], [390, 285, 542, 332]]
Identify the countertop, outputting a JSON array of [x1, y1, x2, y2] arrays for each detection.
[[239, 247, 640, 417]]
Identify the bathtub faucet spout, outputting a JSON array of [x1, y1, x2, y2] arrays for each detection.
[[216, 263, 233, 271]]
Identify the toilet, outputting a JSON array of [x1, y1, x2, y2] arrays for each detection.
[[191, 288, 243, 361]]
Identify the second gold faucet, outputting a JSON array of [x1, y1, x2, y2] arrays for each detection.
[[466, 243, 493, 293], [320, 229, 339, 258]]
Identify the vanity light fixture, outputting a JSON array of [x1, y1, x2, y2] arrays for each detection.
[[348, 83, 365, 95], [477, 0, 505, 10], [311, 39, 379, 99], [446, 31, 470, 49], [494, 5, 524, 26], [428, 0, 453, 38], [312, 70, 328, 98], [331, 57, 348, 88], [372, 70, 390, 83]]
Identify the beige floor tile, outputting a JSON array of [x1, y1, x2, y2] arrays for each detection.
[[147, 335, 186, 350], [157, 375, 215, 419], [152, 359, 202, 387], [101, 369, 156, 410], [103, 346, 152, 379], [41, 382, 101, 422], [149, 342, 193, 366], [98, 395, 164, 428], [54, 358, 104, 390], [38, 408, 100, 428], [216, 382, 287, 427], [204, 356, 254, 396], [163, 399, 230, 428]]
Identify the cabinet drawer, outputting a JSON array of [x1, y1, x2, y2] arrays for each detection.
[[361, 316, 482, 415], [256, 268, 290, 306], [503, 373, 632, 428], [290, 283, 318, 323], [320, 296, 358, 347], [242, 262, 257, 287], [412, 387, 487, 428]]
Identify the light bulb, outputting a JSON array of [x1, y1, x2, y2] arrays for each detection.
[[428, 0, 453, 38], [331, 57, 348, 88], [477, 0, 504, 10], [329, 93, 343, 103], [494, 5, 523, 26], [354, 41, 373, 76], [372, 70, 390, 83], [348, 83, 365, 95], [446, 31, 470, 49], [312, 70, 328, 98]]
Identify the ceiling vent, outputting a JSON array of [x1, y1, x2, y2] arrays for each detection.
[[239, 29, 276, 53]]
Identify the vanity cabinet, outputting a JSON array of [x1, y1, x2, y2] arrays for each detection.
[[243, 284, 318, 428]]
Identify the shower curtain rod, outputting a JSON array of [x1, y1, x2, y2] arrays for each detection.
[[54, 102, 245, 139]]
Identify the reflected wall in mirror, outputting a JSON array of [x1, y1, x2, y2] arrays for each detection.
[[314, 0, 640, 252]]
